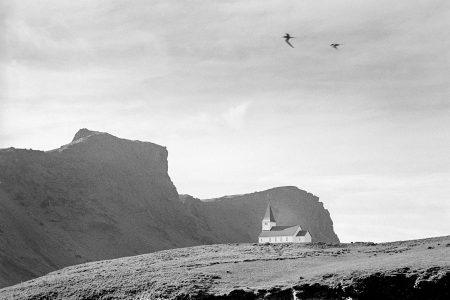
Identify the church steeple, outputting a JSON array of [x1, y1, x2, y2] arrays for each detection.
[[263, 204, 276, 222], [262, 203, 276, 231]]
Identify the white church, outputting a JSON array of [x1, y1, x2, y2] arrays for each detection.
[[258, 203, 312, 244]]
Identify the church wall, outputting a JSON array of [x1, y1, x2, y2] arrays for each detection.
[[293, 234, 312, 243], [259, 235, 311, 244], [262, 221, 276, 231], [259, 236, 295, 243]]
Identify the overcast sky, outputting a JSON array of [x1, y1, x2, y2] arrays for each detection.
[[1, 0, 449, 242]]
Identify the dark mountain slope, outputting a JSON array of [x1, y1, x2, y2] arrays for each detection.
[[182, 187, 339, 244], [0, 129, 214, 287], [0, 129, 338, 288]]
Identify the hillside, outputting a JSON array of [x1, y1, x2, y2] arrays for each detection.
[[1, 236, 449, 299], [184, 188, 339, 244], [0, 129, 215, 288], [0, 129, 338, 288]]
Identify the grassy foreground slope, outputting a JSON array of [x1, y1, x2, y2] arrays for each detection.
[[1, 236, 449, 300]]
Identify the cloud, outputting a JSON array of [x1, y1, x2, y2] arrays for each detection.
[[223, 101, 251, 129]]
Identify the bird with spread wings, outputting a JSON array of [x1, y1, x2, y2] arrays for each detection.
[[283, 33, 295, 48], [282, 33, 343, 50], [330, 43, 343, 49]]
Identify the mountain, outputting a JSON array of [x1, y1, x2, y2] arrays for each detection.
[[1, 236, 448, 299], [182, 187, 339, 245], [0, 129, 338, 288]]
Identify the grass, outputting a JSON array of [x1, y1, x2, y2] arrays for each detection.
[[1, 236, 449, 299]]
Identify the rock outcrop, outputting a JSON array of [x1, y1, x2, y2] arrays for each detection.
[[0, 129, 338, 288], [182, 187, 339, 244]]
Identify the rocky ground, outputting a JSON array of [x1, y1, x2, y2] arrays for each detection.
[[1, 236, 449, 300]]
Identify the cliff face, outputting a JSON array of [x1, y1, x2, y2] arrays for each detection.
[[182, 187, 339, 244], [0, 129, 215, 288], [0, 129, 338, 288]]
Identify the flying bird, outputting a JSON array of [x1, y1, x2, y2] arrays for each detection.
[[330, 43, 342, 49], [283, 33, 295, 48]]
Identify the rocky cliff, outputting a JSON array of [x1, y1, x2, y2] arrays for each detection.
[[182, 187, 339, 244], [0, 129, 338, 288]]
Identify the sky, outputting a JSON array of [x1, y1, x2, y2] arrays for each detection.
[[1, 0, 449, 242]]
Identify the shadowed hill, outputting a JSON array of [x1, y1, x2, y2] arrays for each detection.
[[0, 129, 338, 288], [182, 187, 339, 244], [0, 129, 213, 287]]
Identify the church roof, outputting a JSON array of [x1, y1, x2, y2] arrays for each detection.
[[296, 230, 309, 237], [259, 225, 301, 237], [263, 204, 276, 222]]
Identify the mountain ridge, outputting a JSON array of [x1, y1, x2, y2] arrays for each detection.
[[0, 129, 339, 288]]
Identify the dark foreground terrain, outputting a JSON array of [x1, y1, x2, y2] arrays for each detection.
[[1, 236, 449, 300]]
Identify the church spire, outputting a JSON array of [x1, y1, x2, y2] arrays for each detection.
[[262, 203, 276, 231], [263, 203, 276, 222]]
